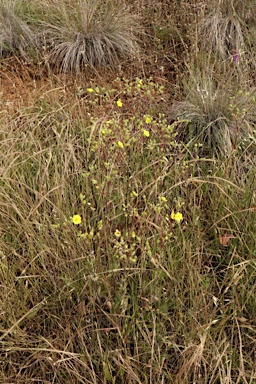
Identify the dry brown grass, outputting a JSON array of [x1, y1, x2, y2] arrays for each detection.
[[0, 1, 256, 383]]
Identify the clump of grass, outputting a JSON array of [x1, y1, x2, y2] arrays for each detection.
[[199, 10, 244, 59], [197, 0, 256, 61], [37, 0, 141, 73], [0, 0, 37, 60], [170, 63, 256, 155]]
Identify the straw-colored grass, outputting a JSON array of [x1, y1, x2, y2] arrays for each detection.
[[0, 1, 255, 383], [0, 0, 37, 60]]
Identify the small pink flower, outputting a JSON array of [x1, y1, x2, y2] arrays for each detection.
[[233, 51, 238, 63]]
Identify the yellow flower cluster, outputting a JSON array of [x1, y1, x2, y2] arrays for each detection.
[[117, 141, 124, 149], [171, 210, 183, 224], [143, 129, 150, 137]]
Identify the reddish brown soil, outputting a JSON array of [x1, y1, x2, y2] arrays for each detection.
[[0, 55, 177, 112]]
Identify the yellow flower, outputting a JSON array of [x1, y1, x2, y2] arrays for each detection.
[[159, 196, 167, 203], [131, 190, 138, 197], [114, 229, 121, 238], [87, 88, 94, 93], [117, 99, 123, 107], [143, 129, 150, 137], [171, 210, 183, 224], [144, 115, 151, 124], [72, 214, 82, 225], [117, 141, 124, 149]]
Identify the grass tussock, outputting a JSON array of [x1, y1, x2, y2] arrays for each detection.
[[197, 0, 256, 65], [0, 0, 37, 60], [36, 0, 141, 73], [170, 61, 256, 155], [199, 11, 244, 59]]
